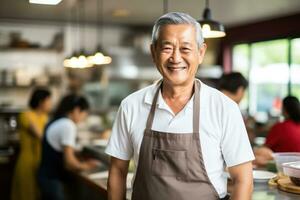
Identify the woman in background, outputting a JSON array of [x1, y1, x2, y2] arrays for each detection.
[[254, 96, 300, 167], [38, 94, 98, 200], [11, 88, 52, 200], [265, 95, 300, 152]]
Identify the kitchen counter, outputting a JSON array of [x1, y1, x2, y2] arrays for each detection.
[[75, 171, 300, 200], [253, 182, 300, 200], [74, 145, 300, 200]]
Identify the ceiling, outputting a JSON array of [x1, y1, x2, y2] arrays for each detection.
[[1, 0, 300, 27]]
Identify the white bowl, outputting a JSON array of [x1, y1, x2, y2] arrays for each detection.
[[272, 152, 300, 172], [223, 170, 276, 183]]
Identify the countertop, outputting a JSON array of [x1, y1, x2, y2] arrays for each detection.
[[78, 145, 300, 200], [253, 182, 300, 200]]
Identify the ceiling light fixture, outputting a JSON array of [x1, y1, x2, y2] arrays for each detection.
[[64, 0, 93, 68], [29, 0, 62, 5], [88, 0, 112, 66], [198, 0, 226, 38], [77, 0, 93, 68], [112, 9, 130, 17]]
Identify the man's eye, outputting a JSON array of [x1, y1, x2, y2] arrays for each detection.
[[162, 47, 173, 52], [181, 48, 191, 52]]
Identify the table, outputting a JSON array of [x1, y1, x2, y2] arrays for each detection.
[[253, 182, 300, 200]]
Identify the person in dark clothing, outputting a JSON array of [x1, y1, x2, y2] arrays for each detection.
[[38, 94, 98, 200]]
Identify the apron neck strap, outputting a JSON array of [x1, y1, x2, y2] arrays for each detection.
[[145, 81, 161, 130], [146, 79, 201, 136], [193, 80, 200, 136]]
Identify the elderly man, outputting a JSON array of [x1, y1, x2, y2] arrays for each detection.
[[105, 12, 254, 200]]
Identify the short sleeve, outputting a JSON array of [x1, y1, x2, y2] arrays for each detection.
[[221, 103, 255, 167], [105, 102, 133, 161], [61, 121, 77, 148]]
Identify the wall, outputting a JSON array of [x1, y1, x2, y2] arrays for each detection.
[[0, 20, 136, 108]]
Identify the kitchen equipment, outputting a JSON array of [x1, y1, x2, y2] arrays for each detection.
[[273, 152, 300, 172], [0, 118, 9, 146], [282, 161, 300, 186]]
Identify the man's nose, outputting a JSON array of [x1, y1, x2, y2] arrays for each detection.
[[169, 48, 183, 63]]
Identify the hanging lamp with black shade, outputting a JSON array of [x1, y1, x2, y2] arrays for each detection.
[[88, 0, 112, 65], [198, 0, 226, 38]]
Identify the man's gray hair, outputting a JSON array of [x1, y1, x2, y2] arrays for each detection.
[[151, 12, 204, 47]]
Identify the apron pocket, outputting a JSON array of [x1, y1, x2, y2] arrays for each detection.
[[151, 148, 187, 179]]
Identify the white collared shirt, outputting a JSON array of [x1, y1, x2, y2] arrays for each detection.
[[105, 80, 254, 198]]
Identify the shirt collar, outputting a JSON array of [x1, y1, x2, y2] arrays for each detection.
[[144, 81, 198, 111]]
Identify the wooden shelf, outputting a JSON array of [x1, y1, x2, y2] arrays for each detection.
[[0, 85, 31, 89], [0, 48, 62, 53]]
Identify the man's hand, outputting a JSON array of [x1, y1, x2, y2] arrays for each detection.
[[107, 157, 130, 200], [228, 161, 253, 200]]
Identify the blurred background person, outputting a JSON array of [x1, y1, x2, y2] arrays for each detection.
[[218, 72, 248, 104], [38, 94, 98, 200], [254, 96, 300, 167], [217, 72, 256, 144], [265, 95, 300, 152], [11, 88, 52, 200]]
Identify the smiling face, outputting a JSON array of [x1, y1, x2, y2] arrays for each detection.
[[151, 24, 207, 87]]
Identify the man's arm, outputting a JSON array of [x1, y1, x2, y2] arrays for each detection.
[[228, 161, 253, 200], [107, 157, 130, 200]]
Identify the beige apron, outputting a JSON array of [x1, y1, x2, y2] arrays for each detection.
[[132, 80, 229, 200]]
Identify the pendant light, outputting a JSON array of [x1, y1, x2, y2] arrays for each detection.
[[198, 0, 226, 38], [63, 5, 79, 68], [64, 0, 93, 68], [77, 0, 93, 68], [88, 0, 112, 65]]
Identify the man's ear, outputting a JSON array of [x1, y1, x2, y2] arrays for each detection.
[[236, 86, 245, 103], [237, 86, 244, 95], [198, 43, 207, 64], [150, 44, 156, 63]]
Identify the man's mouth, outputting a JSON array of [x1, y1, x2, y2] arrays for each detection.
[[167, 66, 187, 71]]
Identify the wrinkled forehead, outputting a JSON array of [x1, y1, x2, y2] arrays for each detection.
[[156, 24, 197, 44]]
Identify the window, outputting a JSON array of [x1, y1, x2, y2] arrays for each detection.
[[233, 44, 250, 111], [233, 38, 299, 117], [291, 38, 300, 100]]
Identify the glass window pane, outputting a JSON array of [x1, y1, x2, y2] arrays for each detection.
[[233, 44, 250, 77], [291, 38, 300, 100], [233, 44, 250, 111], [250, 39, 289, 116]]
